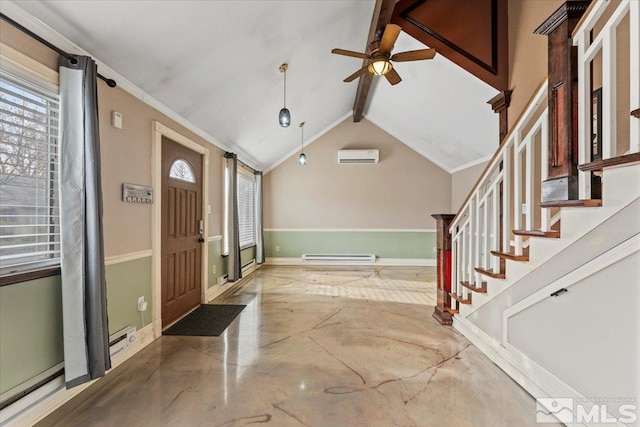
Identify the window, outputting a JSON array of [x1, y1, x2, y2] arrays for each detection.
[[223, 161, 256, 254], [0, 70, 60, 277], [237, 171, 256, 249], [169, 158, 195, 183]]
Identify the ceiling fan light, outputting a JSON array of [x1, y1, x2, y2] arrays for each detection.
[[299, 152, 307, 165], [368, 60, 392, 76], [279, 108, 291, 127]]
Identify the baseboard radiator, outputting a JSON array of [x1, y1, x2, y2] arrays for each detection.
[[302, 254, 376, 263], [109, 326, 136, 357]]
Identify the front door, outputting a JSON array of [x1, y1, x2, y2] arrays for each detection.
[[161, 136, 203, 327]]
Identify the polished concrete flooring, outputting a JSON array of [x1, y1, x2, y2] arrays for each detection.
[[39, 266, 551, 426]]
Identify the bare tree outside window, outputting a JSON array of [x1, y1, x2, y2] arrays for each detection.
[[0, 73, 60, 275]]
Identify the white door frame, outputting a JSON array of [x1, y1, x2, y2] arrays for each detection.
[[151, 121, 209, 338]]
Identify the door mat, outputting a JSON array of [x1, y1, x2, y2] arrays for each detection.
[[163, 304, 246, 336]]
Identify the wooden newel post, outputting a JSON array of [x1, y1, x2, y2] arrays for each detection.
[[432, 214, 455, 325], [535, 1, 591, 202]]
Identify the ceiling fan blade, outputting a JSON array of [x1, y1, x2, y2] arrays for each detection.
[[380, 24, 402, 53], [391, 48, 437, 62], [331, 48, 369, 59], [384, 68, 402, 85], [344, 66, 370, 83]]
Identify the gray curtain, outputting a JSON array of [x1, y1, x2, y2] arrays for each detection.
[[58, 55, 110, 388], [225, 152, 241, 281], [254, 171, 265, 264]]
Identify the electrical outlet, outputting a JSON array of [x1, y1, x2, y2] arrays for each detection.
[[433, 246, 437, 252], [212, 265, 216, 274], [137, 296, 144, 306], [275, 246, 280, 252]]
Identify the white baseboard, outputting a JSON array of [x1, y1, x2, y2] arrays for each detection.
[[1, 324, 155, 427], [206, 265, 260, 303], [265, 257, 435, 267]]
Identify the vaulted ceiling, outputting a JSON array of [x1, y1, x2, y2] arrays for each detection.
[[9, 0, 498, 173]]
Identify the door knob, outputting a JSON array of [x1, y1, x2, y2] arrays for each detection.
[[198, 238, 205, 243]]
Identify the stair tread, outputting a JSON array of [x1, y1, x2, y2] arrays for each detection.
[[449, 292, 472, 304], [491, 250, 529, 261], [460, 281, 487, 293], [474, 267, 506, 279], [513, 229, 560, 238], [540, 199, 602, 208]]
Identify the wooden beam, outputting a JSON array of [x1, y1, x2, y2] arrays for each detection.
[[352, 0, 396, 122]]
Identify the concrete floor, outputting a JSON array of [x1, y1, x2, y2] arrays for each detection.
[[38, 266, 550, 426]]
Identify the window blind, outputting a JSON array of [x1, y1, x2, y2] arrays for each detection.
[[0, 71, 60, 275], [237, 172, 256, 249]]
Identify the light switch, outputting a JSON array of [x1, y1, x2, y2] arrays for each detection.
[[111, 111, 122, 129]]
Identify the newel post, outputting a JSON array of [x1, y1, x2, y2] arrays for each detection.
[[432, 214, 455, 325], [535, 1, 591, 202]]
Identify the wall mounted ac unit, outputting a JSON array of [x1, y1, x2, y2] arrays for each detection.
[[338, 149, 379, 164]]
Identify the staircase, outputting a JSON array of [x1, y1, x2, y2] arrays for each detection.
[[444, 1, 640, 424]]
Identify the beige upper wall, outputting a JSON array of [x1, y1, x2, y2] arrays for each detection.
[[264, 118, 451, 229], [0, 22, 226, 257], [507, 0, 563, 130], [452, 161, 489, 213]]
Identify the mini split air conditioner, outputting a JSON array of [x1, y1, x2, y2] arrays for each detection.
[[338, 149, 379, 164]]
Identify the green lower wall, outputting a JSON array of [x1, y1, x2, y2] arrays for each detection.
[[0, 275, 63, 394], [264, 230, 436, 259], [0, 256, 152, 395], [241, 246, 256, 266], [105, 256, 152, 333], [1, 242, 256, 395], [207, 239, 227, 288], [206, 240, 256, 288]]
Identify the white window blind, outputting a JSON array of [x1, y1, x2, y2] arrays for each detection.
[[0, 71, 60, 276], [237, 172, 256, 249]]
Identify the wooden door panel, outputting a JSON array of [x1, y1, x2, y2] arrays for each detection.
[[161, 136, 203, 327]]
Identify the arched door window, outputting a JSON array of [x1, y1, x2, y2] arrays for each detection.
[[169, 159, 196, 183]]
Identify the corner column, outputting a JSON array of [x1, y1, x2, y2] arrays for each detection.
[[432, 214, 455, 325]]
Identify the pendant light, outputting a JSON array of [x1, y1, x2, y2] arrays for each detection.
[[298, 121, 307, 165], [279, 63, 291, 127]]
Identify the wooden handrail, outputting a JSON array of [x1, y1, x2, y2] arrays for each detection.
[[578, 152, 640, 172]]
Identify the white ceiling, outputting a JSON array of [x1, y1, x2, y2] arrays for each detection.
[[11, 0, 498, 173]]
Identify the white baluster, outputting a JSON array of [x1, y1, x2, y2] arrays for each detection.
[[577, 29, 592, 200], [525, 134, 535, 233], [491, 185, 500, 274], [540, 112, 551, 231], [513, 134, 522, 254], [602, 24, 617, 159], [502, 150, 511, 254], [630, 0, 640, 153]]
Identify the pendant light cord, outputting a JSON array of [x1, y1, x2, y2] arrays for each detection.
[[300, 124, 304, 153], [283, 69, 287, 108]]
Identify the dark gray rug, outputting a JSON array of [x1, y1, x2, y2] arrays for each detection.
[[163, 304, 246, 336]]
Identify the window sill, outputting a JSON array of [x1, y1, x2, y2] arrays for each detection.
[[0, 266, 61, 287]]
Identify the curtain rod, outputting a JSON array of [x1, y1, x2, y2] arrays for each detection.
[[0, 12, 117, 88]]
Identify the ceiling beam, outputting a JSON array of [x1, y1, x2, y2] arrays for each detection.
[[352, 0, 396, 122]]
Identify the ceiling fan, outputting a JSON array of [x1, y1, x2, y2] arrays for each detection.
[[331, 24, 436, 85]]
